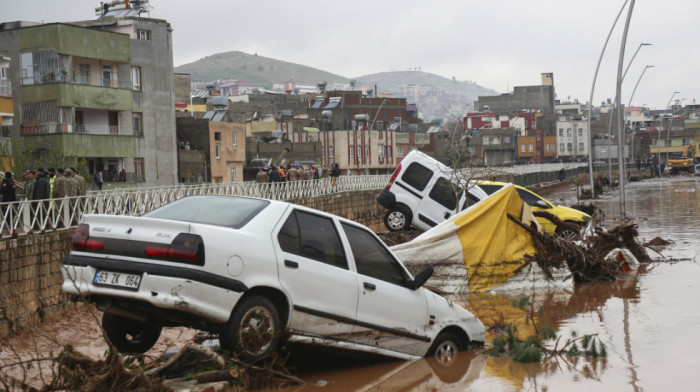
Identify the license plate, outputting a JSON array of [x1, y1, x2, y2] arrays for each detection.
[[93, 270, 141, 290]]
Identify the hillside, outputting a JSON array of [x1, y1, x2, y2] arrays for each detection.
[[175, 51, 499, 120], [355, 71, 498, 121], [174, 51, 348, 87]]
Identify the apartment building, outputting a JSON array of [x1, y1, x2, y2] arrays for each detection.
[[0, 9, 177, 186]]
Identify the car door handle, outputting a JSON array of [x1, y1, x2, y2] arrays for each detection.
[[284, 260, 299, 269], [444, 212, 451, 219], [363, 282, 376, 291]]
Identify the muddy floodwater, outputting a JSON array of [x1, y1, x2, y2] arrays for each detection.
[[285, 176, 700, 392]]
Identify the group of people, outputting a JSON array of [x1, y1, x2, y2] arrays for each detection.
[[255, 164, 321, 183], [21, 167, 88, 201]]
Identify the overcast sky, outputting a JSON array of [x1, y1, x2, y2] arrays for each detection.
[[4, 0, 699, 110]]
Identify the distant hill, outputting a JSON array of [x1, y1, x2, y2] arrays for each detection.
[[354, 71, 498, 121], [175, 51, 498, 121], [174, 51, 348, 87]]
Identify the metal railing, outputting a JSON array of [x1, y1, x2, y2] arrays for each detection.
[[0, 176, 389, 238], [0, 163, 597, 239]]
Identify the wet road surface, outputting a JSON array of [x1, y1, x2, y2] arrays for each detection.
[[285, 175, 700, 392]]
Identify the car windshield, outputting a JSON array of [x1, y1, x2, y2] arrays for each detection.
[[143, 196, 269, 229]]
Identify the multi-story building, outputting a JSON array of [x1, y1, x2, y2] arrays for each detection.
[[320, 128, 398, 175], [556, 117, 590, 161], [475, 73, 555, 115], [517, 130, 557, 163], [0, 5, 177, 186]]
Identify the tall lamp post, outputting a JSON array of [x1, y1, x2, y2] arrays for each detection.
[[586, 0, 630, 199], [666, 98, 686, 163], [658, 91, 679, 175], [627, 65, 654, 161], [605, 42, 651, 191], [615, 0, 635, 220]]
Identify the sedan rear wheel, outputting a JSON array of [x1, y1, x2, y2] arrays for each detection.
[[102, 313, 162, 354], [221, 295, 281, 362]]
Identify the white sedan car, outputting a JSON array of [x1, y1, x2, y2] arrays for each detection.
[[62, 195, 484, 362]]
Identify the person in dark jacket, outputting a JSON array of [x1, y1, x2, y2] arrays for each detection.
[[32, 168, 50, 228], [1, 172, 17, 203]]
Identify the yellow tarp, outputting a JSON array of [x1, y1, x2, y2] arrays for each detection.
[[391, 185, 539, 293], [456, 186, 538, 292]]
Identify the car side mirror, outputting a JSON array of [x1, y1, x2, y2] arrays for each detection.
[[535, 200, 550, 209], [410, 266, 434, 290]]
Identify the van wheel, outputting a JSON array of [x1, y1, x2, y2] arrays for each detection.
[[384, 206, 411, 232]]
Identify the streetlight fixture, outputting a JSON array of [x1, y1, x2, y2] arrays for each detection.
[[586, 0, 630, 199]]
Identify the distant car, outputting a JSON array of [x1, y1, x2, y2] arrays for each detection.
[[377, 150, 489, 232], [62, 195, 485, 362], [475, 181, 590, 239]]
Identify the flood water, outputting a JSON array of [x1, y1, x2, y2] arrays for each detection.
[[285, 175, 700, 392]]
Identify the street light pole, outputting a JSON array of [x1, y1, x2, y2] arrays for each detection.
[[627, 65, 654, 162], [628, 65, 654, 107], [586, 0, 629, 199], [605, 41, 650, 193], [658, 91, 679, 175], [615, 0, 635, 220]]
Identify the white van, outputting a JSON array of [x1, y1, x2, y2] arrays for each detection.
[[376, 150, 488, 232]]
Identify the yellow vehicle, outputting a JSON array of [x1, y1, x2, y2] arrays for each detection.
[[667, 144, 696, 174], [475, 181, 590, 239]]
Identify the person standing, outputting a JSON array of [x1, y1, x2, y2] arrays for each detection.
[[64, 169, 78, 197], [53, 168, 68, 199], [47, 168, 57, 199], [71, 167, 87, 196], [24, 170, 35, 200], [1, 172, 17, 203], [95, 169, 104, 190], [255, 168, 270, 183], [330, 163, 340, 186], [286, 165, 298, 182], [33, 168, 50, 228]]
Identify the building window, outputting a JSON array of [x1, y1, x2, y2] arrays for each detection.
[[397, 147, 404, 158], [349, 145, 354, 158], [578, 142, 584, 152], [131, 66, 141, 91], [551, 144, 555, 152], [560, 143, 565, 151], [665, 139, 671, 147], [134, 158, 145, 182], [232, 132, 237, 148], [567, 128, 572, 136], [216, 143, 220, 159], [329, 145, 334, 160], [231, 166, 236, 182], [536, 134, 541, 141], [357, 145, 361, 158], [214, 132, 221, 141], [387, 145, 392, 158], [521, 144, 526, 152], [578, 128, 583, 136], [559, 128, 563, 136], [102, 65, 112, 87], [529, 144, 533, 152], [138, 29, 151, 41], [503, 136, 511, 143], [79, 64, 90, 84], [132, 112, 143, 136], [545, 144, 549, 152], [567, 143, 572, 151], [0, 66, 6, 79], [378, 144, 385, 157]]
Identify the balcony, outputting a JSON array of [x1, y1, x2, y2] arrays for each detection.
[[21, 122, 138, 136]]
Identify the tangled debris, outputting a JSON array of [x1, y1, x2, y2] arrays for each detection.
[[646, 237, 672, 247], [569, 203, 603, 217], [510, 217, 650, 283]]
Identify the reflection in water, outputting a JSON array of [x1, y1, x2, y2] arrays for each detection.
[[287, 177, 698, 391]]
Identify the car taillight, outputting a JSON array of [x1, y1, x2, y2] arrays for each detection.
[[385, 163, 402, 190], [71, 224, 105, 251], [145, 233, 204, 266]]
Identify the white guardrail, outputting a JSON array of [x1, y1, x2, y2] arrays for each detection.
[[0, 162, 592, 239]]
